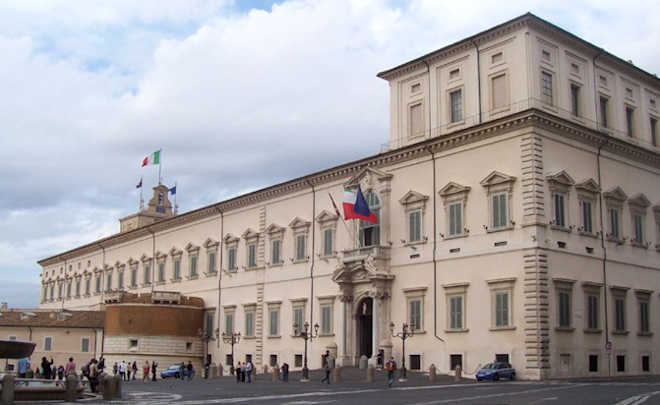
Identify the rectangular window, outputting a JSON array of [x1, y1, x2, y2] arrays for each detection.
[[589, 355, 598, 372], [410, 354, 421, 370], [293, 306, 305, 334], [75, 279, 81, 296], [409, 299, 422, 331], [174, 259, 181, 280], [600, 96, 608, 128], [144, 264, 151, 284], [118, 272, 124, 290], [228, 247, 237, 271], [449, 295, 463, 330], [245, 310, 255, 337], [492, 193, 508, 229], [106, 273, 112, 291], [640, 301, 650, 333], [321, 304, 332, 335], [323, 229, 333, 256], [81, 338, 89, 353], [615, 297, 626, 331], [449, 202, 462, 236], [587, 295, 599, 330], [609, 208, 620, 239], [450, 354, 462, 371], [270, 355, 278, 367], [558, 290, 571, 327], [495, 354, 509, 363], [67, 282, 71, 298], [296, 234, 306, 261], [158, 262, 165, 282], [189, 256, 197, 276], [616, 355, 625, 373], [205, 313, 214, 338], [570, 84, 580, 116], [651, 118, 657, 146], [95, 276, 101, 293], [541, 71, 553, 105], [58, 283, 63, 298], [208, 252, 216, 274], [582, 200, 593, 233], [642, 356, 650, 372], [44, 337, 52, 351], [626, 106, 634, 137], [131, 267, 137, 286], [295, 354, 303, 367], [491, 73, 507, 110], [84, 279, 90, 295], [633, 214, 644, 244], [269, 308, 280, 336], [248, 244, 257, 268], [409, 210, 422, 242], [272, 239, 281, 264], [410, 103, 424, 138], [225, 312, 234, 334], [553, 193, 566, 227], [495, 291, 509, 327], [450, 89, 463, 123]]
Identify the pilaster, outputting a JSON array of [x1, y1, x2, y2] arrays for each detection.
[[523, 249, 550, 379]]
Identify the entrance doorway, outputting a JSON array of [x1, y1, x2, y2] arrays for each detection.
[[357, 297, 373, 359]]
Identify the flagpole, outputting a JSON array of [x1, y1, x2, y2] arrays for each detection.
[[158, 149, 162, 185], [174, 181, 178, 215], [328, 193, 357, 250]]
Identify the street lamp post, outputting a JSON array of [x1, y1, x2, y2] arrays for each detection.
[[294, 321, 319, 381], [390, 321, 414, 382], [221, 331, 241, 374]]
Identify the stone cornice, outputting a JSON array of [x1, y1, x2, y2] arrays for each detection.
[[38, 108, 659, 267]]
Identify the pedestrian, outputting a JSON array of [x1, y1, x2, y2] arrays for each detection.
[[151, 361, 158, 381], [57, 365, 65, 380], [41, 357, 53, 379], [321, 350, 333, 384], [240, 362, 246, 383], [113, 362, 118, 376], [246, 360, 253, 383], [235, 362, 241, 383], [386, 357, 397, 388], [98, 357, 105, 373], [89, 359, 99, 393], [143, 361, 150, 382], [17, 357, 30, 378], [281, 362, 289, 382], [126, 360, 131, 381], [65, 357, 76, 377], [119, 360, 127, 381], [187, 361, 194, 381], [51, 364, 57, 379]]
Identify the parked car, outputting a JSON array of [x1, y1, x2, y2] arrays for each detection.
[[160, 364, 190, 379], [475, 362, 515, 381]]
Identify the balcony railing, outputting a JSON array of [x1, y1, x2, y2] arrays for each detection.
[[342, 245, 391, 264]]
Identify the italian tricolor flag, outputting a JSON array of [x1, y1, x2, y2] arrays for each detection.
[[141, 150, 161, 167]]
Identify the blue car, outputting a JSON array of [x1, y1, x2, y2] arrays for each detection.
[[160, 364, 191, 379], [475, 362, 515, 381]]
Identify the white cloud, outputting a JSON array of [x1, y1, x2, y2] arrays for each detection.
[[0, 0, 658, 307]]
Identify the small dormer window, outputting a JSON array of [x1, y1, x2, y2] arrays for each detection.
[[411, 83, 421, 93], [449, 68, 460, 80], [542, 50, 551, 61], [491, 52, 503, 64]]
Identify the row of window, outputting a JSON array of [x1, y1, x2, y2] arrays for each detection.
[[18, 336, 91, 353]]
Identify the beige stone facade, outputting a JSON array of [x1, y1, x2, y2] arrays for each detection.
[[38, 14, 660, 379]]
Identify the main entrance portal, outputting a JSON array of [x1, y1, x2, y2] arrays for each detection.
[[357, 297, 373, 359]]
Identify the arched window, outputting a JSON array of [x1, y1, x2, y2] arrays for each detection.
[[359, 190, 380, 247]]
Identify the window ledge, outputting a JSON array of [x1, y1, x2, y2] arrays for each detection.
[[267, 335, 282, 339], [170, 278, 181, 283], [405, 240, 427, 247], [489, 326, 516, 331], [550, 225, 572, 233], [245, 266, 265, 271], [631, 242, 649, 249], [637, 331, 653, 337], [293, 259, 309, 264], [204, 271, 218, 277], [607, 237, 624, 244], [128, 285, 138, 290], [444, 329, 468, 333], [320, 254, 337, 260], [142, 282, 152, 287], [243, 336, 257, 340], [487, 226, 514, 234], [583, 328, 602, 334], [318, 333, 335, 337], [155, 281, 166, 286], [555, 326, 575, 332], [446, 120, 466, 130], [186, 275, 199, 280], [226, 268, 238, 273], [268, 262, 284, 268], [612, 330, 629, 336], [579, 232, 598, 239], [443, 234, 468, 241]]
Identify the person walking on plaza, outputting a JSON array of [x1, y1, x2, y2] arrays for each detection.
[[151, 361, 158, 381], [240, 362, 246, 383], [98, 357, 105, 373], [386, 357, 397, 388], [119, 360, 127, 381], [88, 359, 99, 393], [17, 357, 30, 378], [246, 360, 253, 383], [187, 361, 194, 381], [126, 360, 131, 381], [143, 361, 150, 382], [65, 357, 76, 377], [235, 362, 241, 383], [41, 357, 53, 379], [113, 362, 118, 375], [132, 361, 138, 380], [281, 362, 289, 382]]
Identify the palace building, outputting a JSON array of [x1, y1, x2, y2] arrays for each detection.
[[37, 13, 660, 379]]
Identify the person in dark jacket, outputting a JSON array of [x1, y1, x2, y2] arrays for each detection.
[[41, 357, 53, 379], [151, 361, 158, 381]]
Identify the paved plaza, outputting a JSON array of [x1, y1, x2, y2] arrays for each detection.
[[79, 368, 660, 405]]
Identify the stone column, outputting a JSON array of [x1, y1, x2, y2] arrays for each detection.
[[338, 294, 352, 367], [371, 296, 379, 366]]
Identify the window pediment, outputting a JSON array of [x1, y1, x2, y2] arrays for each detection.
[[203, 238, 219, 249], [155, 251, 167, 260], [438, 182, 471, 199], [315, 210, 338, 224], [115, 261, 125, 271], [289, 217, 311, 231], [398, 190, 429, 207], [242, 228, 260, 241], [265, 223, 286, 236], [168, 247, 183, 258], [546, 170, 575, 187], [185, 243, 200, 254], [344, 167, 393, 189], [480, 171, 516, 191], [628, 193, 650, 209], [103, 264, 113, 272], [603, 186, 627, 202], [224, 233, 240, 246], [575, 178, 600, 195], [140, 254, 152, 263]]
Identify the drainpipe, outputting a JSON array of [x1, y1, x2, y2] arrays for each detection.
[[306, 180, 316, 330], [100, 244, 105, 310], [471, 39, 482, 124], [215, 207, 224, 350], [597, 141, 611, 377], [424, 146, 444, 344]]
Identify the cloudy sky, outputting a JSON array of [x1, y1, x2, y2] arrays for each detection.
[[1, 0, 658, 307]]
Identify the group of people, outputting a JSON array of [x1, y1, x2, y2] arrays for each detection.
[[14, 356, 83, 381], [233, 360, 254, 383], [111, 360, 159, 382]]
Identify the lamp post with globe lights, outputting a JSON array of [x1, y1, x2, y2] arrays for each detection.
[[390, 321, 414, 382], [294, 321, 319, 381], [221, 331, 241, 375]]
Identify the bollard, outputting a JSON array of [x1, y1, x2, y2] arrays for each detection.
[[102, 375, 114, 401], [359, 355, 368, 370], [331, 366, 341, 383], [263, 365, 268, 374], [454, 365, 462, 382], [65, 373, 79, 402], [1, 374, 15, 405], [97, 373, 105, 394], [428, 364, 436, 383], [113, 374, 122, 399], [271, 366, 280, 382], [210, 364, 218, 379], [218, 364, 223, 377], [366, 365, 375, 383]]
